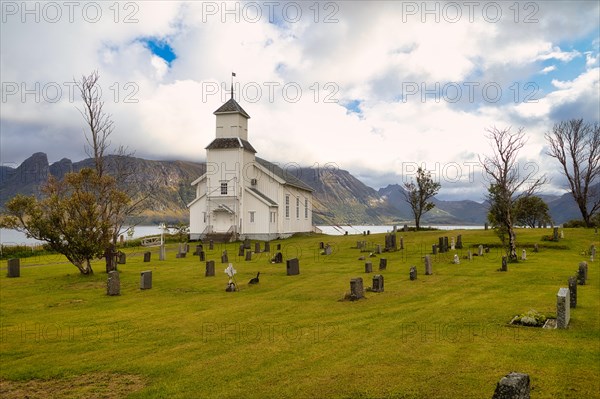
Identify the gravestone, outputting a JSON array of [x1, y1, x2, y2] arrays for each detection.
[[376, 244, 382, 254], [443, 237, 449, 252], [485, 247, 490, 253], [7, 258, 20, 278], [117, 251, 126, 264], [453, 254, 460, 265], [140, 270, 152, 290], [159, 245, 166, 261], [264, 242, 270, 252], [424, 255, 432, 275], [245, 251, 252, 261], [533, 243, 538, 253], [556, 287, 570, 329], [478, 245, 484, 256], [553, 227, 559, 241], [372, 275, 384, 293], [501, 256, 508, 272], [438, 237, 444, 253], [244, 238, 251, 249], [107, 271, 120, 296], [143, 252, 151, 262], [409, 266, 417, 281], [379, 258, 387, 271], [238, 244, 245, 257], [521, 249, 526, 261], [560, 230, 564, 239], [104, 245, 117, 272], [384, 233, 397, 251], [273, 252, 283, 264], [185, 243, 190, 253], [568, 276, 577, 308], [467, 250, 472, 261], [456, 235, 463, 249], [403, 224, 408, 232], [209, 240, 214, 250], [591, 245, 596, 262], [350, 277, 364, 300], [221, 250, 229, 264], [205, 260, 215, 277], [432, 244, 438, 255], [577, 262, 588, 285], [324, 245, 333, 255], [194, 244, 203, 255], [450, 237, 455, 250], [319, 241, 324, 249], [277, 243, 281, 250], [286, 258, 300, 275], [400, 236, 404, 250], [176, 251, 186, 258], [199, 251, 205, 262], [492, 372, 530, 399], [357, 241, 363, 249], [484, 222, 488, 230], [255, 242, 261, 254], [365, 262, 373, 273]]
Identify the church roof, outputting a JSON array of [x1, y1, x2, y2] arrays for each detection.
[[213, 98, 251, 119], [256, 157, 313, 192], [205, 138, 257, 153]]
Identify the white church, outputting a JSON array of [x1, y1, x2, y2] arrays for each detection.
[[188, 95, 314, 242]]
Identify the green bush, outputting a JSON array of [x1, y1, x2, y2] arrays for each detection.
[[513, 309, 550, 327]]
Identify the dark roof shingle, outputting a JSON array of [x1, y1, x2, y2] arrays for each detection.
[[205, 138, 257, 153], [214, 98, 250, 119]]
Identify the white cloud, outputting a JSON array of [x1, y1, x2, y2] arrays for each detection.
[[540, 65, 556, 74]]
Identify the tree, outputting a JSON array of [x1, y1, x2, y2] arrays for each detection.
[[403, 167, 441, 230], [1, 169, 129, 275], [545, 119, 600, 227], [480, 127, 546, 260], [514, 195, 551, 228]]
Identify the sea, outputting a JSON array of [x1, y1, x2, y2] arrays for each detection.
[[1, 224, 482, 246]]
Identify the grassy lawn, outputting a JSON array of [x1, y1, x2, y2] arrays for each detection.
[[0, 228, 598, 398]]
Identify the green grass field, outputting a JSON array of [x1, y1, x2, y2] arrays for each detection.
[[1, 228, 598, 398]]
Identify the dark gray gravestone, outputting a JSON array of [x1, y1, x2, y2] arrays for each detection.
[[245, 251, 252, 261], [376, 244, 382, 254], [443, 237, 449, 252], [238, 244, 245, 257], [319, 241, 324, 249], [273, 252, 283, 264], [365, 262, 372, 273], [568, 276, 577, 308], [403, 224, 408, 232], [199, 251, 205, 262], [553, 227, 559, 241], [557, 287, 570, 329], [205, 260, 215, 277], [577, 262, 588, 285], [400, 236, 404, 250], [143, 252, 151, 262], [186, 243, 190, 253], [286, 258, 300, 275], [117, 251, 126, 264], [176, 251, 186, 258], [485, 247, 490, 254], [209, 240, 214, 250], [501, 256, 508, 272], [484, 222, 488, 230], [277, 243, 281, 250], [324, 245, 332, 255], [432, 244, 438, 255], [438, 237, 444, 253], [244, 238, 251, 249], [221, 251, 228, 264], [7, 258, 20, 278], [254, 242, 261, 254], [379, 258, 387, 271], [104, 245, 117, 272], [264, 242, 270, 252], [456, 234, 463, 249], [140, 270, 152, 290], [409, 266, 417, 281], [194, 244, 203, 255], [107, 271, 120, 296], [350, 277, 364, 300], [492, 372, 530, 399], [424, 255, 432, 275], [372, 275, 384, 293]]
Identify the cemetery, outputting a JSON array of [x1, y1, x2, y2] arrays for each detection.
[[0, 227, 598, 398]]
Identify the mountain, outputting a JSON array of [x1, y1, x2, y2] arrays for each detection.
[[1, 152, 594, 225]]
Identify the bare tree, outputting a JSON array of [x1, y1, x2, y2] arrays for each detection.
[[545, 119, 600, 227], [403, 167, 441, 230], [480, 127, 546, 260]]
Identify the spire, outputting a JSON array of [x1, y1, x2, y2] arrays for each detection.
[[231, 72, 236, 100]]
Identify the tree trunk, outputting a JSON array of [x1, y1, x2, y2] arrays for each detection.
[[508, 226, 518, 261]]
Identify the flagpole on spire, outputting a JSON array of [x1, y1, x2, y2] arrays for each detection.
[[231, 72, 236, 100]]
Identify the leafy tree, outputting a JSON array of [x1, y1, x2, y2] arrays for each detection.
[[514, 196, 552, 228], [403, 167, 441, 230], [1, 168, 129, 275], [481, 127, 546, 260], [545, 119, 600, 227]]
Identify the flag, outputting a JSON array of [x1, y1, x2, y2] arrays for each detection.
[[232, 72, 236, 77]]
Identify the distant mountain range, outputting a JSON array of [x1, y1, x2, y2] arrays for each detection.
[[0, 152, 591, 226]]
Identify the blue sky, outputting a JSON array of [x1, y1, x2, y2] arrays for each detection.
[[1, 1, 598, 201]]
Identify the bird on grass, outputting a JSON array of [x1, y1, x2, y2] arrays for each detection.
[[248, 272, 260, 284]]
